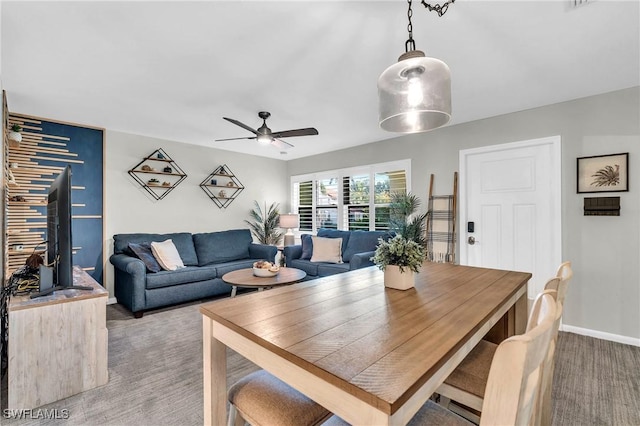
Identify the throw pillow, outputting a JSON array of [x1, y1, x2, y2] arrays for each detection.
[[150, 239, 185, 271], [310, 236, 343, 264], [128, 242, 162, 273], [300, 234, 313, 260]]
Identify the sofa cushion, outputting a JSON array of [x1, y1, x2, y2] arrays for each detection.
[[300, 234, 313, 260], [310, 236, 343, 264], [193, 229, 252, 266], [317, 229, 351, 255], [317, 263, 351, 276], [114, 233, 198, 266], [146, 265, 218, 290], [128, 242, 162, 273], [216, 259, 262, 278], [342, 231, 393, 262], [151, 239, 185, 271], [288, 259, 319, 277]]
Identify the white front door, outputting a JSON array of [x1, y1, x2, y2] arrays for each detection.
[[459, 136, 562, 297]]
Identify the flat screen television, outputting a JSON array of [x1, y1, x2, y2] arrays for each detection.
[[31, 165, 91, 298]]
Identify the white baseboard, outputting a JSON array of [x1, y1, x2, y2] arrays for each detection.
[[561, 324, 640, 347], [107, 297, 117, 305]]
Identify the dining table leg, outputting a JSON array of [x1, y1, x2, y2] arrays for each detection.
[[483, 287, 529, 344], [514, 291, 528, 335], [203, 316, 227, 426]]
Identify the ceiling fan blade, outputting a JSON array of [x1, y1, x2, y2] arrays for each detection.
[[214, 136, 257, 142], [271, 138, 294, 150], [271, 127, 319, 138], [223, 117, 260, 136]]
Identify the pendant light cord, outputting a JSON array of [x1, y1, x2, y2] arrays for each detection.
[[405, 0, 416, 53], [405, 0, 456, 54]]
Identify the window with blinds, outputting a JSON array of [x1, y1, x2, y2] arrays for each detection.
[[294, 180, 313, 231], [291, 160, 410, 233]]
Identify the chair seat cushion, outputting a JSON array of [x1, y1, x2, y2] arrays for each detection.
[[444, 339, 497, 398], [229, 370, 331, 426]]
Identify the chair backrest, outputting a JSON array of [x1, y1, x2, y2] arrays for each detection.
[[480, 292, 558, 426], [533, 289, 565, 426], [554, 261, 574, 305]]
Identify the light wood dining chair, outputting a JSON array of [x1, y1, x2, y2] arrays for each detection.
[[552, 260, 574, 304], [436, 267, 571, 423], [227, 369, 332, 426], [324, 291, 559, 426], [536, 260, 572, 425]]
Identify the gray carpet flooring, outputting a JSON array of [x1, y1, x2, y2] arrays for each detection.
[[2, 300, 639, 426]]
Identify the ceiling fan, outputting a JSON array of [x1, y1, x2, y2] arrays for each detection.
[[215, 111, 318, 150]]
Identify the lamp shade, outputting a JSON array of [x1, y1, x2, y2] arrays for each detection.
[[279, 214, 299, 229], [378, 52, 451, 133]]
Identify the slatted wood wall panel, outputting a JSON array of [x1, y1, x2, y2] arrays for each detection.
[[5, 113, 104, 284], [2, 91, 9, 286]]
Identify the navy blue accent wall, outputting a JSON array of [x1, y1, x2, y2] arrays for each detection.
[[44, 121, 103, 284], [11, 118, 104, 284]]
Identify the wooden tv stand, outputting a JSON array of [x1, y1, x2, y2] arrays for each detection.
[[8, 267, 108, 410]]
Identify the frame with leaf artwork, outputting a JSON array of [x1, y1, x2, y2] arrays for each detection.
[[577, 152, 628, 193]]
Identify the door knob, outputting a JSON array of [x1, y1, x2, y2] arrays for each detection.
[[468, 236, 479, 245]]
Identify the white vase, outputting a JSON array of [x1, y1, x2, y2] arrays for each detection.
[[8, 131, 22, 143], [384, 265, 415, 290]]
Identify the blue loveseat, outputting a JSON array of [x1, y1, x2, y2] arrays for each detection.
[[283, 228, 393, 278], [110, 229, 277, 317]]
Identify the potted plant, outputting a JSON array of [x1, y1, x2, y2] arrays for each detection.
[[372, 234, 426, 290], [8, 124, 22, 146], [245, 201, 284, 245], [388, 192, 428, 246]]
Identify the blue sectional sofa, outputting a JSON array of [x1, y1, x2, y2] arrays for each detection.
[[283, 228, 393, 278], [110, 229, 277, 317]]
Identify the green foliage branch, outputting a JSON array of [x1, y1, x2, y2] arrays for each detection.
[[372, 234, 426, 273], [388, 192, 428, 246], [244, 201, 284, 245]]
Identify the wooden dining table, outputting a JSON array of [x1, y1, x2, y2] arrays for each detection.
[[200, 261, 530, 426]]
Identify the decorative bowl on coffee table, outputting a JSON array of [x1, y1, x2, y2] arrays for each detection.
[[253, 267, 279, 277]]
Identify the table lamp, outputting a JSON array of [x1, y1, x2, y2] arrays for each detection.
[[279, 214, 299, 246]]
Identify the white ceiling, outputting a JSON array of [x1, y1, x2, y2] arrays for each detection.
[[2, 1, 639, 160]]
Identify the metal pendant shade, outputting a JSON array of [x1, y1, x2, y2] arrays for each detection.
[[378, 50, 451, 133]]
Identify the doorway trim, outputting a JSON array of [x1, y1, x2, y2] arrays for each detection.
[[458, 136, 562, 282]]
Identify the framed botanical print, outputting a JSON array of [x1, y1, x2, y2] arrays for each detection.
[[577, 152, 629, 193]]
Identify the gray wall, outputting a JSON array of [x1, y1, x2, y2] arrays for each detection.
[[104, 131, 289, 297], [103, 87, 639, 342], [288, 87, 640, 342]]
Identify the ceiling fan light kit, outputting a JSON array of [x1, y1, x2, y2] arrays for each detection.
[[378, 0, 454, 133], [216, 111, 318, 151]]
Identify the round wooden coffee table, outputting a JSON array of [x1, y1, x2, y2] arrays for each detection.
[[222, 267, 307, 298]]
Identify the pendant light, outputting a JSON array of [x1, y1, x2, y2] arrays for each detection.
[[378, 0, 453, 133]]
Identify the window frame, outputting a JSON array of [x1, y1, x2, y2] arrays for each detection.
[[291, 159, 412, 233]]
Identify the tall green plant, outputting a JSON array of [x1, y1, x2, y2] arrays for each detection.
[[244, 201, 284, 245], [389, 192, 428, 247]]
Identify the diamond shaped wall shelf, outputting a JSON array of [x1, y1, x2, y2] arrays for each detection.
[[128, 148, 187, 200], [199, 164, 244, 208]]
